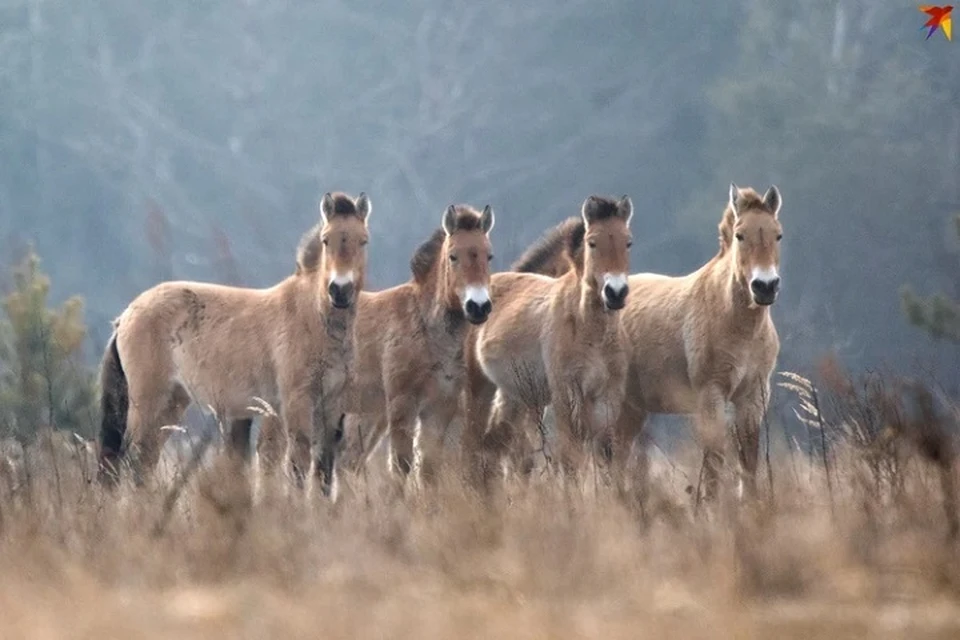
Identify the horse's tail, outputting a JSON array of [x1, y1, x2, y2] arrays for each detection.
[[97, 327, 129, 486]]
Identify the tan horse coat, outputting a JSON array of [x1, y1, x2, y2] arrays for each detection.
[[513, 184, 783, 502], [260, 204, 495, 486], [462, 195, 634, 489], [97, 192, 372, 496]]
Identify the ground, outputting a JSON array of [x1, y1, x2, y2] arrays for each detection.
[[1, 431, 960, 640]]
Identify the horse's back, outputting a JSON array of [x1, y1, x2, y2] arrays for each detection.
[[116, 279, 287, 416]]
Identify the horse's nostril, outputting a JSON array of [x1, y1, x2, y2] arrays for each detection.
[[604, 284, 627, 301], [465, 298, 491, 321], [750, 278, 780, 297], [328, 281, 354, 308]]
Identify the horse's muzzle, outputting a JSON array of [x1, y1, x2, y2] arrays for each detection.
[[465, 298, 492, 324], [750, 277, 780, 306], [328, 281, 355, 309], [602, 283, 629, 310]]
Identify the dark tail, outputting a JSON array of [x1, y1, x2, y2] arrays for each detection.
[[97, 330, 129, 486]]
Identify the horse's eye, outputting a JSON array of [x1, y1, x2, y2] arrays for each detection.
[[626, 241, 633, 249], [588, 241, 596, 249], [360, 240, 368, 247], [735, 233, 744, 242], [776, 234, 783, 242], [449, 254, 458, 262], [488, 254, 494, 262], [321, 238, 329, 246]]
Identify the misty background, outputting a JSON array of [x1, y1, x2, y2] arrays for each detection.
[[0, 0, 957, 418]]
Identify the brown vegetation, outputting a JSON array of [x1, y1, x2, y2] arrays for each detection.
[[1, 362, 959, 639]]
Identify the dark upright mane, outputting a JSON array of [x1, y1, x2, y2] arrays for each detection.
[[582, 195, 624, 223], [718, 187, 772, 253], [410, 205, 485, 285], [327, 192, 360, 217], [296, 192, 369, 274], [511, 217, 584, 274], [295, 224, 322, 275]]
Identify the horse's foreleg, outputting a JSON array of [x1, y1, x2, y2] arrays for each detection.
[[255, 414, 287, 477], [693, 385, 728, 505], [280, 393, 314, 490], [731, 379, 769, 502], [313, 390, 345, 499], [416, 396, 460, 488], [386, 395, 418, 480], [550, 386, 586, 484]]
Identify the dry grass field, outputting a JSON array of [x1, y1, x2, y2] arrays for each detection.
[[1, 367, 959, 640]]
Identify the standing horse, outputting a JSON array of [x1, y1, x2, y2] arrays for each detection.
[[262, 204, 496, 487], [462, 195, 633, 490], [97, 191, 372, 496], [514, 184, 783, 504]]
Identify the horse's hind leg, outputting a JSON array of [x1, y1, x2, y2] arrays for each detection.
[[227, 418, 254, 462], [610, 401, 648, 511], [124, 384, 190, 486], [461, 366, 498, 492]]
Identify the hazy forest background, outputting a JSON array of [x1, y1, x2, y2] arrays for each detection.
[[0, 0, 957, 444]]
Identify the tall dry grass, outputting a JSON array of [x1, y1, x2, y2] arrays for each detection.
[[1, 362, 960, 639]]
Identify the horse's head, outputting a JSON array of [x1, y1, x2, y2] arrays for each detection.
[[441, 203, 495, 324], [725, 184, 783, 307], [317, 191, 371, 309], [575, 195, 633, 311]]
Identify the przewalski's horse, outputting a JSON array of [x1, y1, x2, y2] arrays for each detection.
[[462, 195, 633, 491], [514, 184, 783, 505], [263, 204, 496, 488], [97, 191, 372, 497]]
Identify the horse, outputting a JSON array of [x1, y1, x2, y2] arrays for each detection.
[[513, 184, 783, 505], [260, 204, 496, 488], [96, 191, 372, 497], [461, 195, 634, 491]]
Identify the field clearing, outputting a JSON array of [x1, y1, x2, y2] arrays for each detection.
[[2, 426, 960, 640]]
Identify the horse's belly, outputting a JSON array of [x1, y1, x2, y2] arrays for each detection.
[[628, 361, 696, 415], [343, 377, 386, 416], [477, 343, 549, 407], [171, 347, 278, 418]]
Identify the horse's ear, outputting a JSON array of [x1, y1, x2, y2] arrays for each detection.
[[480, 205, 495, 234], [320, 192, 335, 224], [581, 196, 599, 226], [355, 192, 372, 222], [618, 195, 633, 226], [441, 205, 457, 236], [762, 185, 781, 217], [728, 183, 741, 219]]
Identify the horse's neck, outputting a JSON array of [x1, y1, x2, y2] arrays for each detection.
[[568, 272, 617, 339], [419, 270, 465, 338], [705, 255, 770, 335], [312, 271, 359, 341]]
